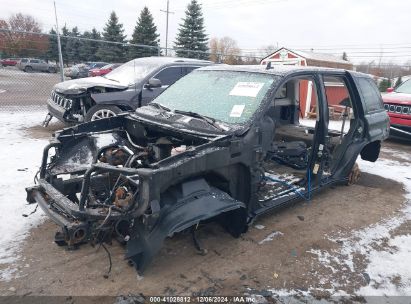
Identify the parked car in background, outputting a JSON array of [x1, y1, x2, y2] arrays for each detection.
[[64, 62, 108, 79], [17, 58, 57, 73], [0, 58, 19, 67], [64, 64, 89, 79], [28, 65, 389, 273], [88, 63, 122, 77], [383, 79, 411, 140], [44, 57, 212, 125]]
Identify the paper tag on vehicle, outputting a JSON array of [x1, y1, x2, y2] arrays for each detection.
[[229, 82, 264, 97], [230, 104, 245, 117]]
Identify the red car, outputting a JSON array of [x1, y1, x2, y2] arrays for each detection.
[[0, 58, 19, 67], [382, 79, 411, 140], [88, 63, 121, 77]]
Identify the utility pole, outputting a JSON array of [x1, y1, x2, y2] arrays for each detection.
[[160, 0, 174, 56], [54, 1, 65, 81]]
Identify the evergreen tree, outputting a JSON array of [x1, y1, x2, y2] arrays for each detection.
[[60, 25, 70, 66], [395, 76, 403, 88], [79, 28, 101, 62], [45, 28, 59, 62], [342, 51, 348, 61], [97, 11, 127, 62], [379, 78, 392, 92], [174, 0, 208, 59], [66, 26, 81, 64], [129, 7, 160, 59]]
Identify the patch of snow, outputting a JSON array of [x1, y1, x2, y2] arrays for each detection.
[[254, 224, 265, 230], [381, 147, 411, 163], [258, 231, 284, 245], [310, 157, 411, 296], [0, 111, 48, 281], [357, 235, 411, 296]]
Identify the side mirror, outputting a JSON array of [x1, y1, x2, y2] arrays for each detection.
[[386, 87, 394, 93], [145, 78, 162, 89]]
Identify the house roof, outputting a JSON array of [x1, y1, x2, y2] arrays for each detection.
[[261, 47, 352, 65]]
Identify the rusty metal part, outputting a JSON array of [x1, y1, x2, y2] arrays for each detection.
[[114, 187, 133, 208], [99, 148, 128, 166], [347, 162, 361, 185]]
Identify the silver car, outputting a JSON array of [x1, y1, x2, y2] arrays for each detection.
[[17, 58, 57, 73]]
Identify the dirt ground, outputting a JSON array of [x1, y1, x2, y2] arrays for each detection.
[[0, 122, 409, 300]]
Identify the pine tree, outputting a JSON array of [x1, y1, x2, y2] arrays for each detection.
[[80, 28, 101, 62], [45, 28, 59, 62], [66, 26, 81, 64], [97, 11, 127, 62], [379, 78, 392, 92], [395, 76, 403, 88], [60, 25, 70, 66], [129, 7, 160, 59], [174, 0, 208, 59], [342, 51, 348, 61]]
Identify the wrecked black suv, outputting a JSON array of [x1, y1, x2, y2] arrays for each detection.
[[44, 57, 211, 126], [27, 65, 389, 273]]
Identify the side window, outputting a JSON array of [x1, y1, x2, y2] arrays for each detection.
[[21, 59, 28, 63], [323, 76, 355, 133], [184, 66, 200, 75], [357, 77, 383, 112], [30, 59, 39, 64], [154, 67, 183, 86]]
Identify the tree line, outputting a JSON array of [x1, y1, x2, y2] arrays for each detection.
[[0, 0, 264, 65], [1, 0, 222, 65]]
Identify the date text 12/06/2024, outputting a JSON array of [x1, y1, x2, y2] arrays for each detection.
[[148, 296, 257, 303]]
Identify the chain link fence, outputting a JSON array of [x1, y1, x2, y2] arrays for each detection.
[[0, 29, 262, 115]]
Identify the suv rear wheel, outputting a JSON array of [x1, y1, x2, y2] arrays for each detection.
[[85, 105, 122, 122], [24, 66, 33, 72]]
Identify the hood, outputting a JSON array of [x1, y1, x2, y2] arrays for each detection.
[[54, 76, 128, 94], [382, 92, 411, 105]]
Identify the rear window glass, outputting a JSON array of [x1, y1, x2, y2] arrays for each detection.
[[357, 78, 383, 112], [21, 59, 28, 63]]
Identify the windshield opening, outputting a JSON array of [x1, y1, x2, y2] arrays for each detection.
[[152, 70, 277, 124], [104, 59, 161, 85], [395, 79, 411, 94]]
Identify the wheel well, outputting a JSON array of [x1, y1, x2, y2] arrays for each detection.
[[360, 140, 381, 162], [89, 102, 132, 112]]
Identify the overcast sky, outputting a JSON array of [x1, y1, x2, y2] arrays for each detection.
[[1, 0, 410, 64]]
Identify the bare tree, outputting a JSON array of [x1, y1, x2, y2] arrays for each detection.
[[258, 44, 278, 57], [209, 36, 241, 64], [0, 13, 48, 57]]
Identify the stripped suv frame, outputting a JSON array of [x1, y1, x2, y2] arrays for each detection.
[[26, 65, 389, 273]]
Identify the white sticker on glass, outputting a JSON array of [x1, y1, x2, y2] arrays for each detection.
[[229, 82, 264, 97], [230, 104, 245, 117]]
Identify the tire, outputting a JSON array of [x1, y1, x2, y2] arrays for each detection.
[[24, 66, 33, 73], [85, 105, 122, 122], [48, 67, 56, 73]]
